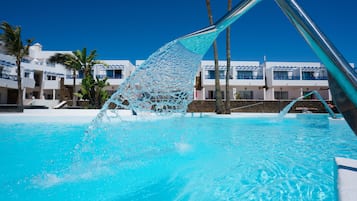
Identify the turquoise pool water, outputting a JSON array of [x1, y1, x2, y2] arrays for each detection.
[[0, 113, 356, 200]]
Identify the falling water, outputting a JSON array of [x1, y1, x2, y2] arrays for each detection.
[[71, 0, 261, 164], [56, 0, 260, 185], [71, 37, 216, 169]]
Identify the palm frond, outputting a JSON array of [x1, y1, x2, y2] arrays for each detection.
[[0, 21, 33, 58]]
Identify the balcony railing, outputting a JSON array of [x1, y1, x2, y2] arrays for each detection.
[[273, 75, 328, 80], [0, 74, 17, 81], [273, 75, 300, 80], [302, 76, 328, 80], [205, 75, 225, 79], [66, 74, 84, 79], [237, 75, 264, 80], [66, 74, 123, 79], [102, 75, 123, 79]]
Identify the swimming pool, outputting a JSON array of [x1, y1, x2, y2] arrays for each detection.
[[0, 111, 356, 200]]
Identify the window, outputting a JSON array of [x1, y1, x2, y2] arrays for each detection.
[[207, 70, 215, 79], [275, 91, 288, 100], [114, 70, 122, 78], [219, 70, 225, 79], [207, 90, 214, 99], [47, 75, 56, 80], [274, 71, 288, 80], [238, 91, 253, 99], [78, 70, 84, 78], [206, 90, 224, 99], [237, 71, 253, 79], [24, 72, 30, 78], [302, 71, 314, 80], [106, 69, 122, 79], [106, 70, 113, 78], [207, 70, 225, 79]]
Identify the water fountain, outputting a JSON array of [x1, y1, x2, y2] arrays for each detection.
[[95, 1, 355, 134], [70, 3, 357, 168], [92, 0, 261, 121], [19, 1, 357, 199], [278, 90, 337, 118], [75, 0, 261, 165], [87, 0, 356, 136]]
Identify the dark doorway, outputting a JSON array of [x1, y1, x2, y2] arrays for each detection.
[[7, 89, 17, 104]]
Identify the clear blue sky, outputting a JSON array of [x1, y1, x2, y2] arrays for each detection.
[[1, 0, 356, 65]]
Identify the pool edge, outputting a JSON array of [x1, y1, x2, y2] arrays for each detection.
[[335, 157, 357, 201]]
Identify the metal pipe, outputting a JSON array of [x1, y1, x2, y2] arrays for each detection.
[[215, 0, 262, 32], [275, 0, 357, 134], [181, 0, 261, 38], [179, 0, 262, 55]]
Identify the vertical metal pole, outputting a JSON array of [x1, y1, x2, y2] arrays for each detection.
[[275, 0, 357, 134]]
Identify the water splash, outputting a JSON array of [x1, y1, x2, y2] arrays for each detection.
[[278, 90, 336, 119], [68, 39, 211, 174], [104, 40, 203, 115], [68, 0, 261, 182], [88, 0, 261, 126]]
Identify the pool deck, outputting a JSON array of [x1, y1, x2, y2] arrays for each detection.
[[336, 157, 357, 201], [0, 109, 102, 123]]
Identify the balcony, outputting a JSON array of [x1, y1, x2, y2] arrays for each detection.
[[237, 75, 264, 80], [0, 73, 17, 81], [272, 71, 328, 87], [302, 75, 328, 80], [0, 74, 17, 88], [23, 78, 35, 88], [273, 75, 300, 80], [0, 75, 35, 89], [43, 80, 60, 89]]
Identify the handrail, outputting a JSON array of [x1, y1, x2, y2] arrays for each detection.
[[231, 102, 263, 111]]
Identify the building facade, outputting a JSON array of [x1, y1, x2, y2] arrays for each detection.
[[194, 60, 356, 102], [0, 43, 135, 108], [0, 43, 354, 108]]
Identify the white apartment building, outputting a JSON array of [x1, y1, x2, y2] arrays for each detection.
[[0, 43, 135, 108], [196, 60, 355, 101], [1, 43, 355, 108], [265, 61, 330, 100], [196, 60, 264, 100]]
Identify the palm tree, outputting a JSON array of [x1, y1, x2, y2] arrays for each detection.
[[72, 48, 98, 78], [94, 77, 109, 108], [49, 53, 81, 106], [73, 48, 104, 107], [0, 22, 33, 112], [49, 48, 105, 108], [205, 0, 224, 114], [225, 0, 232, 114]]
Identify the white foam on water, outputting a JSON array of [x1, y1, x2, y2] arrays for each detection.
[[175, 142, 192, 154]]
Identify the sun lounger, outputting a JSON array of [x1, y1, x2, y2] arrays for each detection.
[[53, 101, 67, 109]]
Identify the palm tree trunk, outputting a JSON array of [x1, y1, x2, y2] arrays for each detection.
[[205, 0, 224, 114], [72, 70, 77, 106], [16, 59, 23, 112], [225, 0, 232, 114]]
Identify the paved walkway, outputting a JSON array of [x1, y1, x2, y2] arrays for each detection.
[[336, 157, 357, 201]]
